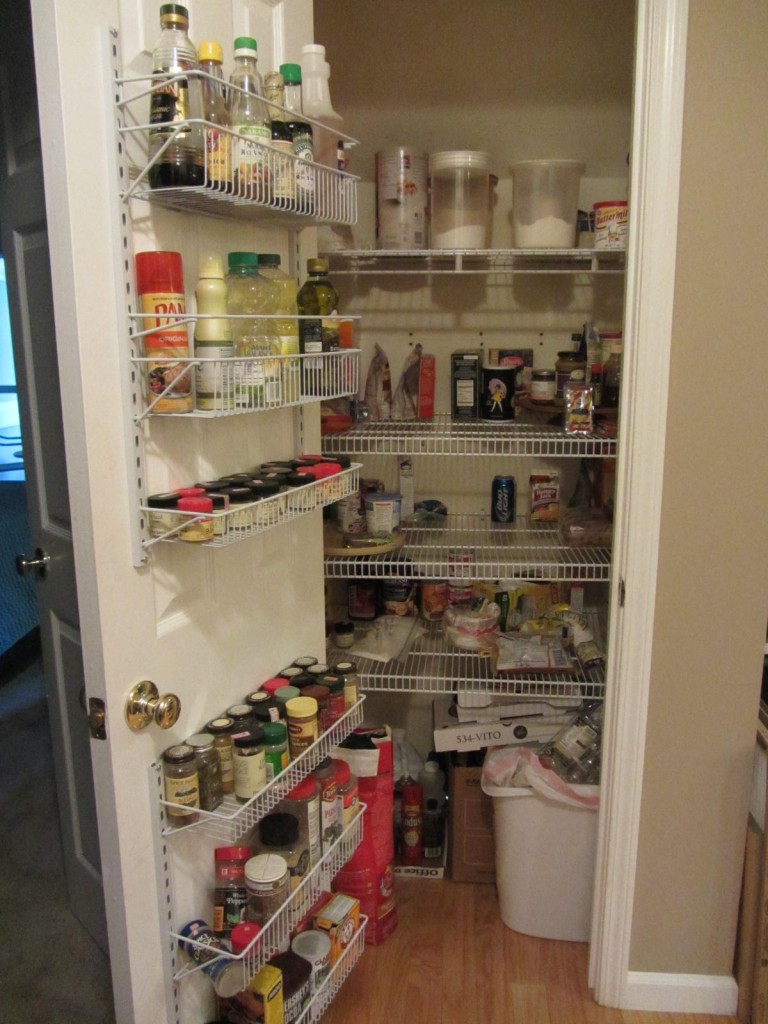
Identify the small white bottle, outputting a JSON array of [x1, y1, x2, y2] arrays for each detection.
[[300, 44, 344, 170], [194, 254, 234, 410]]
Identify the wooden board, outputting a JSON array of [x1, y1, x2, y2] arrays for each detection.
[[323, 523, 406, 557]]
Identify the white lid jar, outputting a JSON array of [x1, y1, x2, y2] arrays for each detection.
[[428, 150, 491, 250]]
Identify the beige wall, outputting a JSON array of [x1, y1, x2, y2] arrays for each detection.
[[630, 0, 768, 973]]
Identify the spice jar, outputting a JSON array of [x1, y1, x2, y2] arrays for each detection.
[[278, 666, 304, 683], [262, 721, 289, 781], [226, 703, 254, 727], [285, 696, 319, 759], [333, 660, 360, 712], [177, 496, 214, 543], [300, 684, 330, 733], [232, 727, 266, 803], [205, 717, 236, 794], [213, 845, 250, 937], [250, 697, 285, 725], [273, 685, 300, 710], [147, 491, 180, 538], [277, 775, 322, 868], [313, 757, 341, 852], [255, 812, 309, 891], [292, 655, 318, 670], [530, 368, 556, 404], [333, 757, 359, 830], [187, 733, 224, 812], [555, 350, 587, 404], [333, 620, 355, 649], [162, 743, 200, 826], [306, 663, 330, 683], [244, 853, 290, 929], [322, 673, 346, 729]]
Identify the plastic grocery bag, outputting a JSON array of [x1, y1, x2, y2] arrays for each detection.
[[481, 745, 599, 810]]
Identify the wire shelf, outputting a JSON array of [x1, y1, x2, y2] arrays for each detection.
[[324, 513, 612, 582], [296, 916, 368, 1023], [142, 464, 361, 551], [323, 248, 626, 275], [171, 811, 367, 987], [349, 618, 605, 699], [158, 697, 365, 842], [321, 414, 617, 458], [131, 346, 359, 422]]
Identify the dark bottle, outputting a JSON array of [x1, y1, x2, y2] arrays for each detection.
[[279, 63, 315, 213], [296, 258, 339, 396], [264, 71, 295, 208], [148, 4, 205, 189], [603, 342, 623, 408]]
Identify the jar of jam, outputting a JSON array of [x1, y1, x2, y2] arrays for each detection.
[[555, 351, 587, 404], [530, 368, 556, 404]]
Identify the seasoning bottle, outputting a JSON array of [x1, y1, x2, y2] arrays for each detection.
[[262, 721, 289, 781], [244, 853, 291, 927], [177, 495, 214, 542], [277, 775, 322, 868], [162, 743, 200, 826], [250, 698, 285, 726], [300, 683, 330, 734], [135, 251, 193, 413], [205, 716, 236, 794], [333, 660, 359, 712], [226, 703, 254, 728], [313, 757, 341, 852], [333, 757, 359, 830], [186, 732, 223, 811], [278, 62, 315, 212], [197, 40, 231, 191], [322, 673, 346, 729], [255, 812, 309, 891], [333, 620, 355, 649], [285, 696, 319, 759], [296, 258, 339, 396], [232, 727, 266, 802], [263, 71, 295, 206], [147, 4, 204, 189], [194, 252, 234, 411], [146, 491, 180, 539], [273, 685, 300, 711], [220, 485, 254, 534], [213, 845, 250, 937]]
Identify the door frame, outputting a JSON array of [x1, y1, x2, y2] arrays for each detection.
[[589, 0, 690, 1008]]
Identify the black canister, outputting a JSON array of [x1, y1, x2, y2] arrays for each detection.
[[480, 365, 516, 421]]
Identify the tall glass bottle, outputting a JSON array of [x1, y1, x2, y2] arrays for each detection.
[[296, 258, 339, 396], [263, 71, 295, 208], [225, 252, 280, 409], [228, 37, 271, 200], [197, 40, 231, 191], [603, 343, 623, 408], [299, 44, 344, 170], [279, 63, 315, 213], [148, 4, 204, 189], [257, 253, 300, 403]]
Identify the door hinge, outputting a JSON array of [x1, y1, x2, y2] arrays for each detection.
[[619, 577, 626, 607]]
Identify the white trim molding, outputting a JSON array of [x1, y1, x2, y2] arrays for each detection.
[[624, 973, 738, 1016], [589, 0, 690, 1009]]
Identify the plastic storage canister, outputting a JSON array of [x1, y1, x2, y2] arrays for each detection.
[[232, 727, 266, 802], [278, 775, 322, 868], [213, 845, 250, 936], [510, 160, 585, 247], [285, 696, 319, 758], [162, 743, 199, 826], [256, 812, 309, 891], [244, 853, 291, 927], [269, 950, 312, 1024], [429, 151, 491, 249], [205, 717, 235, 794], [186, 732, 223, 811], [291, 929, 331, 995], [375, 148, 428, 250]]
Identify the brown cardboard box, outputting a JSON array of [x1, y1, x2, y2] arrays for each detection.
[[447, 759, 496, 884]]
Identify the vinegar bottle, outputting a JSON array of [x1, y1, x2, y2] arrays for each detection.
[[228, 37, 271, 199], [225, 252, 280, 409], [299, 44, 344, 170], [197, 40, 231, 191], [296, 257, 339, 395], [148, 4, 204, 189], [279, 62, 315, 212]]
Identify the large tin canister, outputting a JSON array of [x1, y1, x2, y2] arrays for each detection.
[[375, 148, 428, 250]]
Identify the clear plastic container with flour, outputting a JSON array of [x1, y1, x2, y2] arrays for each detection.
[[429, 151, 491, 249], [510, 160, 585, 248]]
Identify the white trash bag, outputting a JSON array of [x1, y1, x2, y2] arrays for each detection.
[[481, 745, 599, 810]]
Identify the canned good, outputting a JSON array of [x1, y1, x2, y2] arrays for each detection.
[[420, 580, 450, 621], [376, 148, 428, 250], [491, 475, 516, 523]]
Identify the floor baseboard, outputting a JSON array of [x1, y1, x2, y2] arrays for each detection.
[[623, 971, 738, 1015]]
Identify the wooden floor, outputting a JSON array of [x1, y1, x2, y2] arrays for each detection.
[[322, 877, 739, 1024]]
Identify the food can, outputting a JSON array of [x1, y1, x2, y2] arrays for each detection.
[[376, 148, 428, 250], [593, 200, 628, 249], [480, 364, 516, 421], [491, 475, 516, 523], [420, 580, 450, 621]]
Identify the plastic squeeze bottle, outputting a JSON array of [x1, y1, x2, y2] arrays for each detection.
[[299, 44, 344, 170]]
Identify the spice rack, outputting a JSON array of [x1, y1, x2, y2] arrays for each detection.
[[171, 810, 367, 991], [155, 697, 366, 842]]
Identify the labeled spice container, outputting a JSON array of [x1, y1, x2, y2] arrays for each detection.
[[187, 733, 224, 812], [232, 727, 266, 803], [147, 491, 180, 538], [285, 696, 319, 758], [256, 812, 310, 891], [250, 697, 285, 725], [213, 845, 250, 937], [333, 660, 359, 711], [262, 721, 289, 781], [244, 853, 290, 927], [300, 684, 330, 733], [313, 757, 341, 851], [333, 757, 359, 830], [206, 717, 236, 795], [277, 775, 322, 868], [322, 673, 346, 730], [333, 620, 355, 649], [177, 496, 214, 543], [162, 743, 200, 826], [221, 486, 254, 533], [226, 703, 254, 727]]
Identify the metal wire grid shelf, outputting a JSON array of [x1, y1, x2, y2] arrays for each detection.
[[171, 811, 367, 989], [324, 513, 612, 583], [321, 414, 617, 458], [142, 463, 361, 551], [114, 66, 359, 227], [157, 697, 366, 842], [323, 248, 627, 275], [349, 617, 606, 699], [130, 340, 360, 423], [295, 917, 368, 1024]]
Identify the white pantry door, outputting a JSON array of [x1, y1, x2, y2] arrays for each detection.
[[30, 1, 316, 1023]]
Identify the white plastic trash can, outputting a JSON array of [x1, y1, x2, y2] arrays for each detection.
[[486, 783, 599, 942]]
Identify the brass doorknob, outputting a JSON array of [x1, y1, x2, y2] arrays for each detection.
[[125, 680, 181, 731]]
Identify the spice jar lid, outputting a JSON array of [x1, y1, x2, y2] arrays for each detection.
[[307, 663, 330, 677], [227, 704, 254, 720], [285, 696, 318, 719], [273, 685, 300, 706], [206, 716, 234, 733], [278, 666, 304, 681], [293, 656, 318, 669], [215, 845, 251, 862], [333, 660, 358, 673], [244, 853, 289, 884], [299, 684, 329, 704], [262, 721, 288, 744], [178, 496, 213, 513], [286, 775, 318, 801], [233, 726, 265, 748], [333, 758, 351, 784], [246, 690, 271, 707], [251, 699, 285, 723], [163, 743, 195, 763], [260, 678, 286, 696], [186, 732, 215, 750], [258, 812, 299, 846], [230, 921, 262, 956], [148, 492, 180, 508], [334, 621, 354, 637]]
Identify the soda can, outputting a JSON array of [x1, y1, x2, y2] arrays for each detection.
[[491, 475, 516, 523]]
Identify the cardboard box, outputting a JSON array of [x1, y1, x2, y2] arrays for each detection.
[[418, 353, 435, 419], [447, 760, 495, 884], [313, 892, 361, 964], [220, 963, 284, 1024], [451, 349, 481, 419], [433, 697, 573, 752]]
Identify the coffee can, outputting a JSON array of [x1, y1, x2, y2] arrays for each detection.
[[491, 475, 516, 523]]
